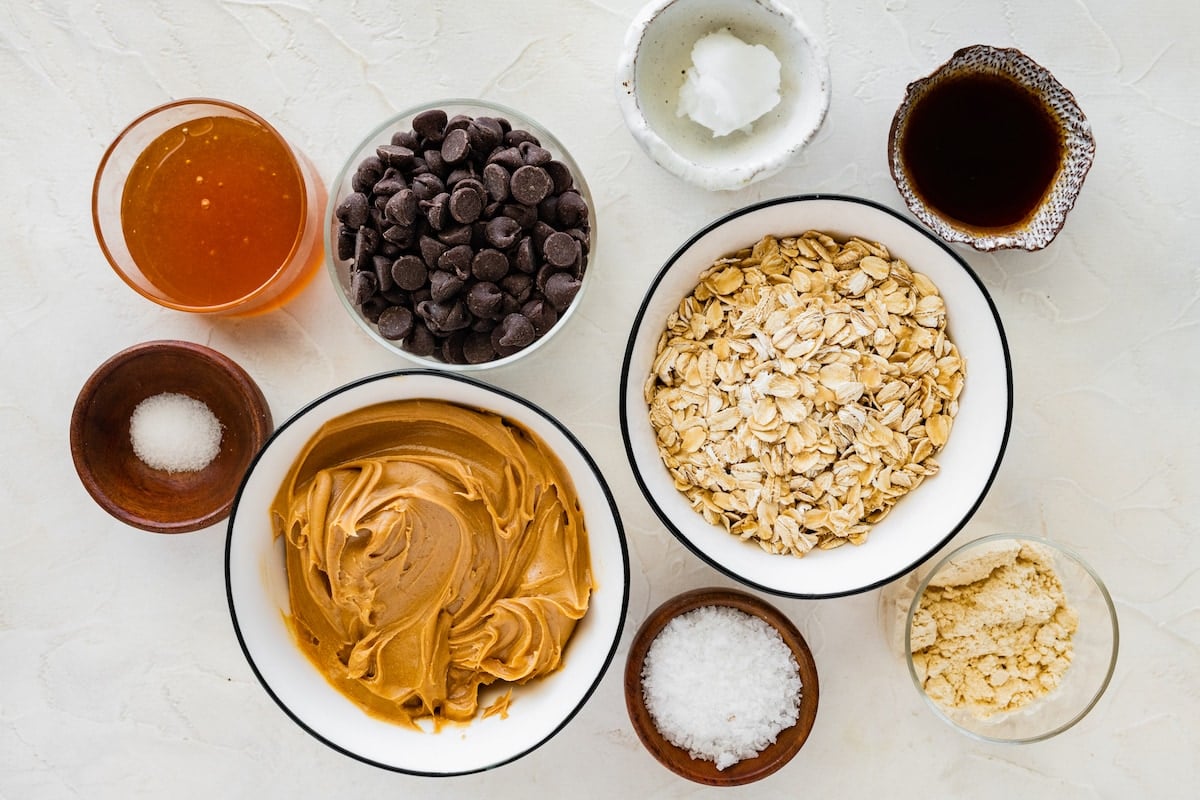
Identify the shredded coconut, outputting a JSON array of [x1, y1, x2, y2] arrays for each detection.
[[129, 392, 223, 473], [641, 604, 801, 770], [910, 540, 1078, 719]]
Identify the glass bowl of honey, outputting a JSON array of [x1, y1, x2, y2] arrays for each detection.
[[888, 45, 1096, 252], [93, 98, 326, 315]]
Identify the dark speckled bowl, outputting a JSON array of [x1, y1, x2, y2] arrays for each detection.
[[889, 45, 1096, 252]]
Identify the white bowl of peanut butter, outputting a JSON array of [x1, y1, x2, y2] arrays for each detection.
[[226, 370, 628, 774]]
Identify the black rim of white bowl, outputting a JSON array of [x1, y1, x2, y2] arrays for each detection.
[[224, 369, 630, 775], [618, 193, 1013, 599]]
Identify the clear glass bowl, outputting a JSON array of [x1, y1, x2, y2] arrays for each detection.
[[324, 99, 596, 371], [900, 534, 1118, 743], [93, 98, 325, 315]]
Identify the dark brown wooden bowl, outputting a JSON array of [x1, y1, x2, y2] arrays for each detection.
[[624, 587, 819, 786], [70, 340, 272, 533]]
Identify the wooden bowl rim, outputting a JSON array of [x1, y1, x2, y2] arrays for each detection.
[[69, 339, 272, 533], [623, 586, 820, 786]]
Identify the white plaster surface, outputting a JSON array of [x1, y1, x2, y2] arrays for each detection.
[[2, 0, 1197, 797]]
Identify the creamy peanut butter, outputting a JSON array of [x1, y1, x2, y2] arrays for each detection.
[[270, 399, 593, 729]]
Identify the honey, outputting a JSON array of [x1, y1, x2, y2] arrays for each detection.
[[120, 115, 305, 307], [899, 71, 1064, 230]]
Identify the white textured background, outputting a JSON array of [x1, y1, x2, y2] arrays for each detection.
[[2, 0, 1197, 797]]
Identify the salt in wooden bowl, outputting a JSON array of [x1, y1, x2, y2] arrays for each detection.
[[624, 587, 819, 785], [70, 340, 272, 533]]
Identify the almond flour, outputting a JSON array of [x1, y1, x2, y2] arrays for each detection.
[[910, 540, 1078, 719]]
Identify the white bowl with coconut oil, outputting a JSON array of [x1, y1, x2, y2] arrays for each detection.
[[615, 0, 830, 191]]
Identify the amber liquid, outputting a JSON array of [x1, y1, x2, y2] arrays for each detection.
[[121, 115, 305, 307], [899, 71, 1064, 230]]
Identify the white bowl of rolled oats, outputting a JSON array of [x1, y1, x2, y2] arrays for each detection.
[[619, 195, 1012, 597]]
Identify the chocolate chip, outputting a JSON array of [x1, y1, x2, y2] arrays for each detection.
[[423, 148, 446, 176], [412, 108, 448, 141], [402, 321, 437, 356], [531, 220, 556, 251], [544, 271, 582, 311], [537, 194, 559, 224], [408, 156, 430, 177], [488, 146, 525, 170], [410, 172, 444, 201], [390, 130, 420, 150], [441, 128, 470, 163], [557, 190, 588, 227], [519, 142, 553, 166], [430, 270, 465, 302], [449, 186, 483, 224], [466, 281, 504, 319], [500, 272, 532, 302], [485, 215, 521, 248], [384, 188, 418, 226], [337, 225, 356, 260], [373, 255, 395, 292], [544, 160, 574, 194], [510, 165, 553, 205], [504, 129, 539, 147], [421, 192, 450, 230], [418, 235, 448, 269], [354, 225, 379, 265], [493, 313, 536, 351], [336, 192, 369, 228], [441, 331, 468, 364], [515, 236, 539, 273], [501, 202, 538, 230], [463, 331, 496, 364], [468, 117, 504, 152], [360, 295, 388, 323], [376, 144, 415, 169], [471, 248, 509, 282], [446, 166, 476, 188], [437, 244, 474, 280], [350, 270, 378, 305], [391, 255, 427, 291], [437, 223, 473, 247], [377, 305, 414, 340], [382, 224, 415, 248], [445, 114, 472, 133], [352, 155, 384, 192], [543, 231, 580, 268], [521, 298, 559, 336], [482, 163, 510, 201]]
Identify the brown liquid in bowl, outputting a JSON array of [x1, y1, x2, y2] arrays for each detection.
[[900, 71, 1064, 230]]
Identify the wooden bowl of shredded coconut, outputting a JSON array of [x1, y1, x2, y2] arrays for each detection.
[[624, 587, 819, 785], [70, 340, 272, 533]]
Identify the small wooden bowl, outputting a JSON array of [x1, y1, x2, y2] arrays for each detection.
[[70, 340, 272, 533], [624, 587, 819, 786]]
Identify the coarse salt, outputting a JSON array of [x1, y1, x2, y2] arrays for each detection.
[[129, 392, 223, 473], [677, 28, 782, 138], [641, 604, 801, 770]]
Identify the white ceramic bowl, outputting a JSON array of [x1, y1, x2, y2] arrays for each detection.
[[620, 195, 1012, 598], [616, 0, 830, 191], [226, 371, 628, 774], [904, 535, 1118, 743]]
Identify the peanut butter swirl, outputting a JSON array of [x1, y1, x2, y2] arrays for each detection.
[[271, 399, 592, 729]]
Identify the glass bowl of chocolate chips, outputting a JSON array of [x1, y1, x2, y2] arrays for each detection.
[[326, 99, 595, 370]]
